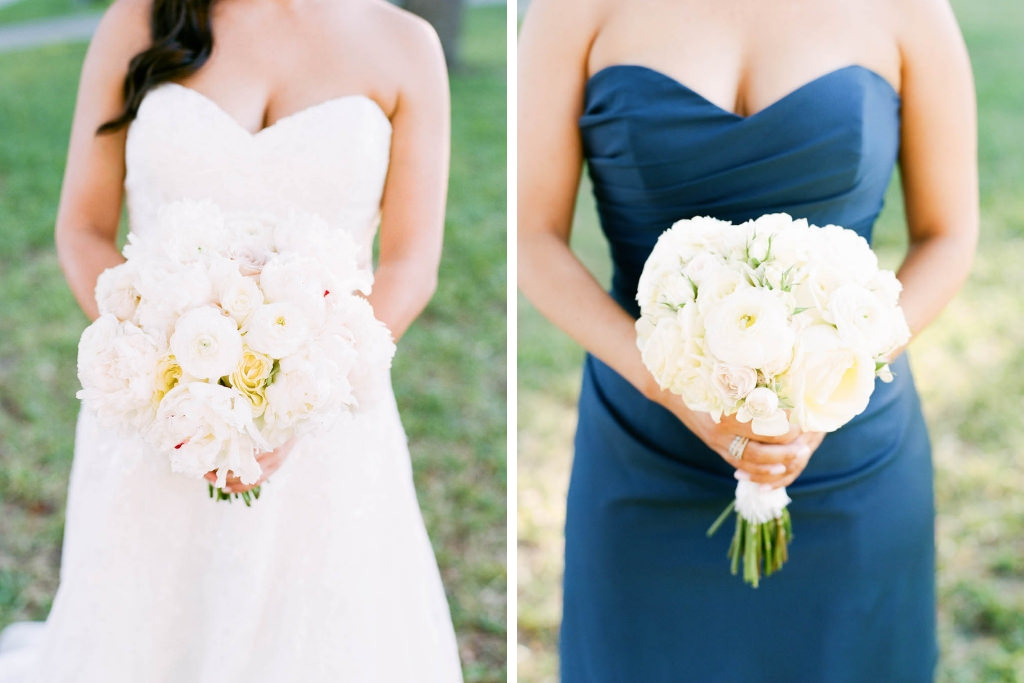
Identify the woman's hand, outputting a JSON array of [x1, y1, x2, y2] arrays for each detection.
[[655, 390, 825, 488], [204, 438, 297, 494]]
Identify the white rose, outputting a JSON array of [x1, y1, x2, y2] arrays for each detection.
[[242, 302, 309, 359], [710, 363, 757, 401], [828, 284, 909, 357], [76, 315, 162, 430], [704, 288, 795, 371], [169, 306, 243, 381], [681, 252, 721, 287], [782, 324, 877, 432], [95, 262, 142, 322], [736, 387, 791, 436], [149, 382, 264, 486]]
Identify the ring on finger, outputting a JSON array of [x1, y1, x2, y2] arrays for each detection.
[[728, 436, 749, 461]]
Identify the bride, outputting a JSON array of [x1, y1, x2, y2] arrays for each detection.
[[0, 0, 462, 680]]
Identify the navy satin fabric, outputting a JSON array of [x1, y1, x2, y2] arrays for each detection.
[[561, 65, 937, 682]]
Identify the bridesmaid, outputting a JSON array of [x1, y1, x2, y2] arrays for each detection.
[[519, 0, 977, 680]]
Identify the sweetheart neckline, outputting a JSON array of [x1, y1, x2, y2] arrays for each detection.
[[585, 64, 900, 121], [152, 81, 393, 138]]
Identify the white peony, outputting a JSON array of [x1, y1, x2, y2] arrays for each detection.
[[260, 352, 335, 444], [695, 264, 749, 317], [242, 302, 309, 359], [76, 315, 162, 430], [149, 382, 264, 486], [94, 261, 142, 322], [704, 288, 794, 371], [259, 253, 334, 327], [169, 306, 243, 381], [782, 324, 877, 432]]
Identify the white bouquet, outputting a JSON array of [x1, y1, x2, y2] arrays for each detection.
[[77, 198, 395, 505], [635, 213, 910, 586]]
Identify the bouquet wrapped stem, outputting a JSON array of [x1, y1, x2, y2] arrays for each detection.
[[707, 499, 792, 588], [208, 482, 262, 507]]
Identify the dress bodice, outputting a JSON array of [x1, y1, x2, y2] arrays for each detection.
[[579, 64, 900, 316], [124, 82, 393, 270]]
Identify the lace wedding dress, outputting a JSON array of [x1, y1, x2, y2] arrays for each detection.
[[0, 81, 463, 682]]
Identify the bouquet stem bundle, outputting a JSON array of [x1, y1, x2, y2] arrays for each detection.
[[707, 500, 792, 588]]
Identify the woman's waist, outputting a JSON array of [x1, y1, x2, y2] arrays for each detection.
[[578, 352, 924, 491]]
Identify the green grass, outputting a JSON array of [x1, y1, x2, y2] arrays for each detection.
[[0, 0, 106, 26], [0, 5, 505, 682], [517, 1, 1024, 681]]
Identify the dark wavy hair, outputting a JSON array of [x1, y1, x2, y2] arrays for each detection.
[[96, 0, 216, 135]]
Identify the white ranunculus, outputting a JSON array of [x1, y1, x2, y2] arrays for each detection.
[[208, 259, 263, 324], [704, 288, 795, 371], [242, 302, 309, 359], [736, 386, 791, 436], [124, 199, 228, 265], [169, 306, 243, 381], [76, 314, 162, 430], [95, 262, 142, 322], [828, 284, 909, 357], [710, 362, 757, 401], [149, 382, 264, 486], [782, 324, 876, 432], [734, 478, 791, 524]]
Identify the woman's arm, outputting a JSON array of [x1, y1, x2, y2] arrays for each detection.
[[54, 0, 151, 321], [893, 0, 978, 343], [368, 15, 450, 342], [518, 0, 807, 486]]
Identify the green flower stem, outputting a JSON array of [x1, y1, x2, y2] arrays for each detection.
[[207, 483, 263, 507], [707, 503, 794, 589]]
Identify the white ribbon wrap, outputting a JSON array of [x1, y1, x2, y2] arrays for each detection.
[[734, 479, 791, 524]]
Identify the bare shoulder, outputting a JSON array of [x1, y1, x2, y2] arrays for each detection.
[[361, 0, 446, 75], [91, 0, 152, 55], [890, 0, 966, 52]]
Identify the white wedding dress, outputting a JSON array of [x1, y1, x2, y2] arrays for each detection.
[[0, 81, 463, 682]]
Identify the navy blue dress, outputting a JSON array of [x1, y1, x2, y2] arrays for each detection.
[[561, 65, 937, 682]]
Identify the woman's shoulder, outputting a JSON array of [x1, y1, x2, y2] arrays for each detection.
[[357, 0, 445, 70]]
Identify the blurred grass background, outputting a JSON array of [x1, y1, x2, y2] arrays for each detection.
[[517, 1, 1024, 681], [0, 4, 506, 682]]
